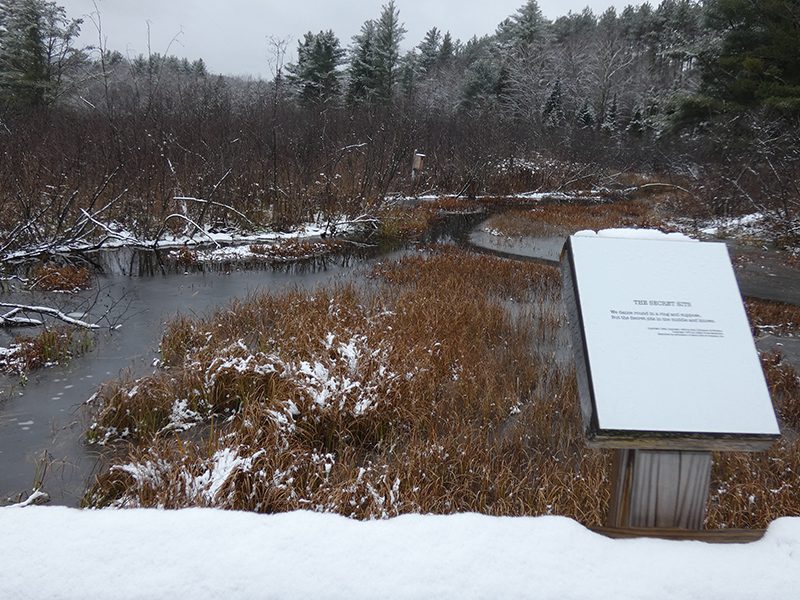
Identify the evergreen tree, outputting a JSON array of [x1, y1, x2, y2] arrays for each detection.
[[0, 0, 82, 108], [347, 2, 405, 106], [439, 31, 455, 65], [497, 0, 548, 52], [417, 27, 441, 75], [627, 105, 645, 136], [287, 30, 344, 106], [542, 79, 565, 127], [700, 0, 800, 114], [371, 0, 406, 104], [347, 19, 377, 105], [460, 56, 502, 110], [578, 99, 595, 128], [601, 93, 618, 134]]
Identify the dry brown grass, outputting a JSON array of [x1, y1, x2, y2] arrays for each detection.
[[482, 200, 671, 239], [707, 350, 800, 527], [0, 328, 91, 374], [82, 246, 800, 529], [376, 199, 483, 241], [745, 299, 800, 337], [29, 263, 91, 292], [376, 207, 433, 240], [84, 248, 610, 521]]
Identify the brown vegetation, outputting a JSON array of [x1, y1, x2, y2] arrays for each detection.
[[745, 299, 800, 338], [83, 246, 800, 528], [248, 239, 345, 261], [0, 328, 90, 374], [29, 263, 91, 292], [481, 199, 671, 239], [84, 249, 610, 521]]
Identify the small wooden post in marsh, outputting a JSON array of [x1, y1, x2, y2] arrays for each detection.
[[411, 151, 426, 181], [560, 231, 780, 531]]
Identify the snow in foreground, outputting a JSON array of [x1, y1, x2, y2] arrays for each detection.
[[0, 509, 798, 600]]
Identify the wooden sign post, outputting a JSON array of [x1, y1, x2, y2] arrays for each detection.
[[561, 232, 780, 530]]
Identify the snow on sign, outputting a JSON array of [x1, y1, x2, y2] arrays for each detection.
[[561, 232, 780, 451]]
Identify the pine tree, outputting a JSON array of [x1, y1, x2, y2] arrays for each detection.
[[347, 2, 405, 106], [417, 27, 441, 75], [601, 93, 618, 134], [0, 0, 82, 108], [578, 99, 595, 129], [287, 30, 344, 106], [497, 0, 548, 52], [346, 19, 377, 106], [372, 0, 406, 104], [627, 105, 645, 137], [699, 0, 800, 114], [439, 31, 454, 65], [460, 56, 502, 110], [542, 79, 565, 127]]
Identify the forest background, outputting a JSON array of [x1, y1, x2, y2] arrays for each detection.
[[0, 0, 798, 258]]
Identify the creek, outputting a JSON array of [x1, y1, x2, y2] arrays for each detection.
[[0, 214, 482, 506]]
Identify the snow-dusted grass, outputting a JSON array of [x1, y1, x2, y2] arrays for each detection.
[[1, 507, 799, 600], [167, 238, 349, 265], [0, 328, 90, 375], [82, 247, 800, 528], [745, 299, 800, 338], [84, 249, 609, 519]]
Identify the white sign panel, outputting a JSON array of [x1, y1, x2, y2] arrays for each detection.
[[562, 234, 780, 449]]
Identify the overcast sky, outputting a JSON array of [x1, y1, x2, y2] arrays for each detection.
[[61, 1, 645, 78]]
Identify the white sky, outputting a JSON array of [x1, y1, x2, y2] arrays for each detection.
[[60, 1, 646, 78]]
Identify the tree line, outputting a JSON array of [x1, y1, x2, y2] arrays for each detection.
[[0, 0, 798, 252]]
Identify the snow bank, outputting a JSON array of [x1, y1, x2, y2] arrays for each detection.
[[575, 228, 696, 242], [0, 508, 797, 599]]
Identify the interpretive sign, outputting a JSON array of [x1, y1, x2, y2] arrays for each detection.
[[561, 233, 780, 451]]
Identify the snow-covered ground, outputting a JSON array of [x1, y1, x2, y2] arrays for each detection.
[[0, 507, 797, 599]]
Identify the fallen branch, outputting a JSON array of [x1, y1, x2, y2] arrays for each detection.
[[0, 307, 43, 328], [0, 303, 101, 329]]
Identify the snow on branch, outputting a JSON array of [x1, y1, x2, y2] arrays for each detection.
[[0, 303, 101, 329], [0, 307, 43, 328]]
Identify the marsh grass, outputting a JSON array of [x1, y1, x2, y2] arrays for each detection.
[[745, 299, 800, 337], [482, 200, 669, 239], [29, 263, 92, 292], [0, 328, 92, 374], [84, 248, 610, 521], [248, 239, 346, 261], [83, 247, 800, 528]]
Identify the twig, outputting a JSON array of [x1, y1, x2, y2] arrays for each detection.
[[152, 214, 221, 249], [173, 196, 256, 229]]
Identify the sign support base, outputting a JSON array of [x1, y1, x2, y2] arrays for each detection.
[[608, 449, 712, 529]]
